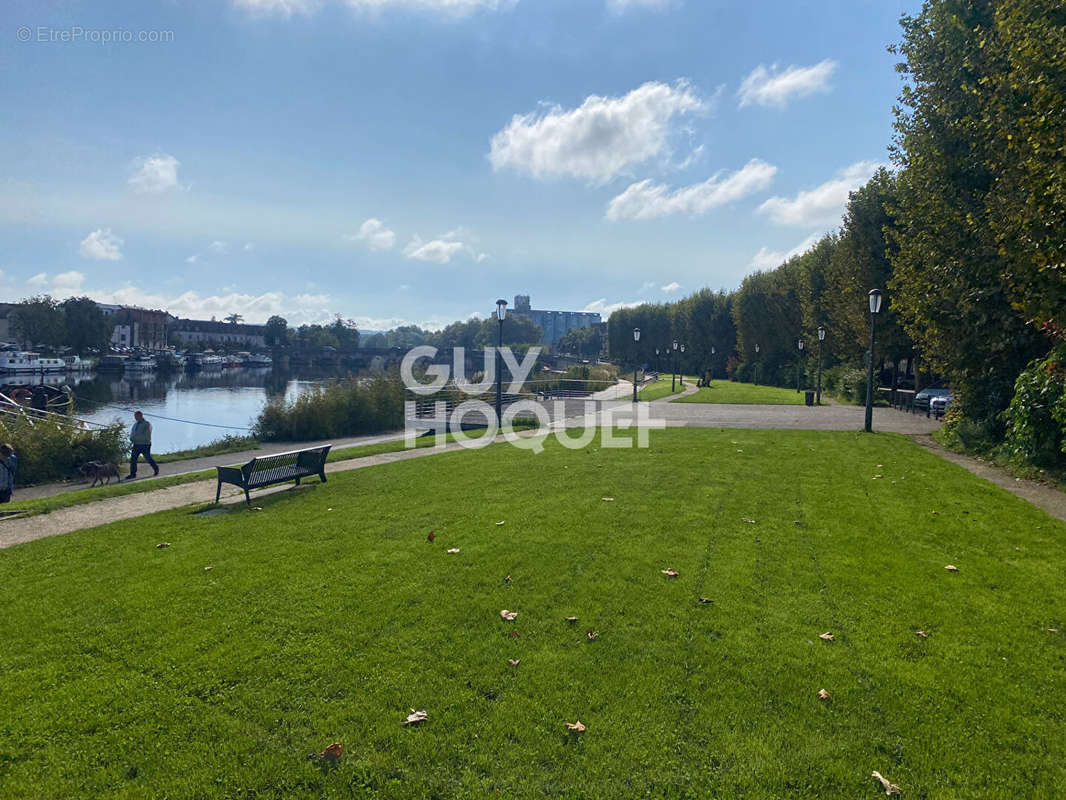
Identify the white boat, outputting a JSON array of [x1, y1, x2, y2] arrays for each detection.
[[125, 355, 157, 372], [63, 355, 92, 371], [0, 351, 64, 374], [38, 357, 66, 373], [246, 353, 273, 367]]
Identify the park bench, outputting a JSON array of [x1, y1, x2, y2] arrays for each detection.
[[215, 445, 332, 504]]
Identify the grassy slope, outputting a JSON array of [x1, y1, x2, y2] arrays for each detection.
[[2, 429, 1066, 798], [673, 379, 806, 405], [638, 376, 691, 401]]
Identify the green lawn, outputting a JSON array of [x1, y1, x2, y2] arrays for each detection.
[[2, 429, 1065, 798], [638, 375, 693, 401], [673, 379, 807, 405]]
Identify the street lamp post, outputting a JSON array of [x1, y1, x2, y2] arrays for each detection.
[[632, 327, 641, 403], [495, 298, 507, 425], [816, 325, 826, 405], [680, 343, 686, 385], [754, 343, 760, 385], [710, 345, 716, 384], [655, 347, 660, 373], [864, 289, 882, 433], [796, 339, 804, 392], [671, 339, 678, 392]]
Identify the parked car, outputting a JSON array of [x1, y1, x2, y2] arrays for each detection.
[[914, 385, 951, 411], [930, 393, 953, 418]]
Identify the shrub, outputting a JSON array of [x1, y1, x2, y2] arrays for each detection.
[[252, 372, 404, 442], [0, 417, 126, 485], [1003, 345, 1066, 468], [823, 364, 868, 404]]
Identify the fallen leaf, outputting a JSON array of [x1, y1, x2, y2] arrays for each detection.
[[661, 568, 679, 578], [327, 508, 333, 512], [204, 566, 213, 572], [931, 511, 939, 516], [565, 721, 586, 733], [509, 630, 520, 639], [602, 497, 615, 502], [508, 658, 520, 667], [873, 475, 883, 479], [447, 548, 460, 554], [504, 574, 511, 583], [586, 629, 598, 640], [698, 597, 712, 604], [1047, 628, 1061, 634], [819, 632, 835, 642], [877, 464, 883, 468], [817, 689, 831, 701], [500, 610, 518, 621], [403, 709, 428, 726], [944, 564, 959, 572], [871, 771, 901, 796], [320, 743, 343, 761], [253, 507, 263, 511], [427, 532, 436, 542], [915, 630, 929, 638], [565, 616, 579, 624], [156, 542, 170, 549], [742, 517, 757, 524], [496, 520, 505, 526]]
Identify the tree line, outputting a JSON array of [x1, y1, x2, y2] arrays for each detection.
[[609, 0, 1066, 466]]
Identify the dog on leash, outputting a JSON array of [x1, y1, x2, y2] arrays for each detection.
[[80, 460, 119, 487]]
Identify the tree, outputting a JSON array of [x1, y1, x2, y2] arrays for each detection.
[[10, 295, 64, 349], [475, 315, 543, 347], [224, 313, 244, 325], [60, 297, 112, 354], [264, 315, 288, 347], [330, 315, 361, 350]]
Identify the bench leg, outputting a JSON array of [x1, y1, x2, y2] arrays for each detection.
[[215, 480, 222, 504], [319, 469, 327, 484], [295, 476, 301, 486], [244, 488, 251, 505]]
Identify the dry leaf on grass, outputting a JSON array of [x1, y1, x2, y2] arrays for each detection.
[[320, 743, 343, 761], [447, 548, 460, 554], [944, 564, 959, 572], [509, 630, 520, 639], [403, 709, 428, 726], [602, 497, 615, 502], [742, 517, 757, 524], [427, 532, 436, 543], [661, 568, 679, 578], [156, 542, 170, 549], [565, 721, 586, 733], [819, 632, 835, 642], [1047, 628, 1061, 634], [508, 659, 520, 667], [500, 610, 518, 621], [327, 508, 333, 512], [565, 616, 579, 624], [698, 597, 712, 604], [586, 629, 598, 640], [871, 771, 901, 795], [204, 566, 213, 572], [915, 630, 929, 638], [817, 689, 831, 701], [504, 574, 511, 583], [496, 520, 506, 526]]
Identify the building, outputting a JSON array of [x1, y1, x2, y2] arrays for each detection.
[[98, 304, 170, 350], [510, 294, 602, 345], [169, 318, 267, 349]]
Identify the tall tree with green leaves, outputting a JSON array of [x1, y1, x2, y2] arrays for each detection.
[[10, 295, 64, 350], [60, 297, 112, 354]]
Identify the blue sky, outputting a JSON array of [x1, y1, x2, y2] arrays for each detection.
[[1, 0, 917, 329]]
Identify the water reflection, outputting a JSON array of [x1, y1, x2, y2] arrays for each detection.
[[67, 367, 350, 453]]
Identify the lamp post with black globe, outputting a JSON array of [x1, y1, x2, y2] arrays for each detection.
[[632, 327, 641, 402], [864, 289, 882, 433], [680, 343, 686, 383], [816, 325, 826, 405], [754, 343, 760, 385], [796, 339, 804, 392], [495, 298, 507, 425], [671, 340, 679, 393]]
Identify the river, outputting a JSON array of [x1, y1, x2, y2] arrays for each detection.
[[56, 367, 346, 453]]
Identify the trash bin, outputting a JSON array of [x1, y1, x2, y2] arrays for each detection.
[[804, 390, 815, 406]]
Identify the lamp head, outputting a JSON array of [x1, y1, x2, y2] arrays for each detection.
[[868, 289, 882, 314], [672, 340, 678, 351], [496, 298, 508, 322], [633, 327, 641, 343], [817, 325, 826, 341]]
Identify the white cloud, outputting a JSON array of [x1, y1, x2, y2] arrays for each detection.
[[661, 281, 681, 293], [758, 160, 882, 227], [208, 240, 228, 254], [605, 158, 776, 221], [186, 254, 200, 264], [749, 233, 822, 270], [403, 236, 465, 264], [489, 81, 705, 183], [607, 0, 671, 11], [53, 271, 86, 293], [243, 242, 255, 251], [128, 154, 182, 193], [233, 0, 510, 16], [79, 228, 124, 261], [27, 273, 49, 290], [347, 218, 396, 251], [737, 60, 837, 109], [583, 298, 646, 315]]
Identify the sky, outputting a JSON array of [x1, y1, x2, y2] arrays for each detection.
[[1, 0, 918, 330]]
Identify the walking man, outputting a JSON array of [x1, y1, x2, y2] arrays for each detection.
[[0, 444, 17, 503], [126, 410, 159, 480]]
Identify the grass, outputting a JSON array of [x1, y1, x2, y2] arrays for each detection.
[[673, 379, 807, 405], [2, 428, 1065, 797], [153, 435, 261, 464], [637, 375, 693, 401]]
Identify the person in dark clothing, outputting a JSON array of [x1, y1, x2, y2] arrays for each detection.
[[126, 411, 159, 480], [0, 444, 16, 503]]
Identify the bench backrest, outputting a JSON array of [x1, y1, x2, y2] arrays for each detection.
[[241, 445, 331, 482]]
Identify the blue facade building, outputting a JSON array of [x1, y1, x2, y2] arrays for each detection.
[[511, 295, 602, 345]]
